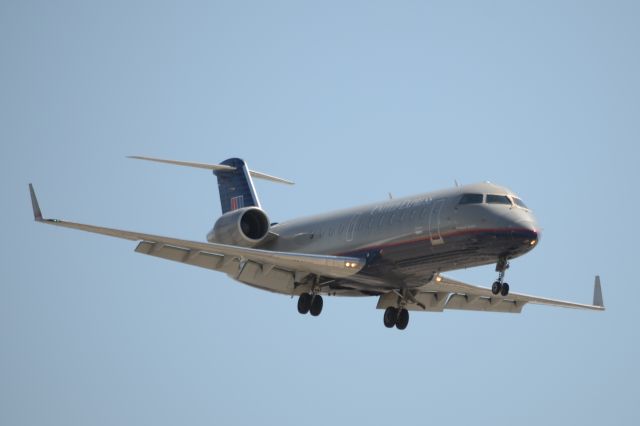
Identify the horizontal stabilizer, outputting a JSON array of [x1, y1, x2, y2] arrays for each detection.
[[128, 155, 295, 185]]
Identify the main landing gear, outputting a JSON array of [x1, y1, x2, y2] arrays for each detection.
[[297, 293, 323, 316], [491, 257, 510, 296], [382, 289, 420, 330], [383, 306, 410, 330]]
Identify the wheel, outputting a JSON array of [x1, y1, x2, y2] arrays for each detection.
[[297, 293, 312, 314], [383, 307, 397, 328], [500, 283, 510, 296], [309, 295, 323, 316], [396, 309, 409, 330], [491, 281, 502, 295]]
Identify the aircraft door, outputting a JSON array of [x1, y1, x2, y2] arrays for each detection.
[[429, 198, 445, 246]]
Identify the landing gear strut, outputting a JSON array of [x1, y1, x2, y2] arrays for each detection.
[[297, 293, 323, 316], [491, 257, 510, 296]]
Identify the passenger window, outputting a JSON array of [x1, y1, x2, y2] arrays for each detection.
[[410, 204, 418, 220], [390, 206, 399, 224], [369, 208, 378, 229], [458, 193, 483, 205], [421, 201, 430, 218], [513, 198, 528, 209], [400, 202, 409, 221], [486, 194, 512, 205], [378, 206, 388, 227]]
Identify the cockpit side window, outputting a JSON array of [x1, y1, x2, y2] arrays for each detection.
[[513, 197, 528, 209], [486, 194, 512, 205], [458, 193, 483, 205]]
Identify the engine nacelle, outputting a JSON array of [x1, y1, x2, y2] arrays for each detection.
[[207, 207, 270, 247]]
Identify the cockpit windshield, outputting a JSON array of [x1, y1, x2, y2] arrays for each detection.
[[512, 197, 528, 209], [458, 193, 483, 205], [458, 193, 528, 208], [486, 194, 512, 205]]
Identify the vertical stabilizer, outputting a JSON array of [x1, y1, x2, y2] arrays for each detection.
[[215, 158, 260, 214]]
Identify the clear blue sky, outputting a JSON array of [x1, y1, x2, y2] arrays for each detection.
[[2, 1, 639, 425]]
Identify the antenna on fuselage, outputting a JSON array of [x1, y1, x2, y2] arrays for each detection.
[[388, 192, 393, 200], [454, 179, 459, 187]]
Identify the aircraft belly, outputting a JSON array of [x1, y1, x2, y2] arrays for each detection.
[[357, 230, 534, 283], [225, 229, 534, 296]]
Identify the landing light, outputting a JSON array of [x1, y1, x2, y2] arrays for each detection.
[[436, 276, 443, 283], [530, 240, 537, 246]]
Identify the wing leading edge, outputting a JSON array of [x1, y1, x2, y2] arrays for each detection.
[[28, 184, 364, 283]]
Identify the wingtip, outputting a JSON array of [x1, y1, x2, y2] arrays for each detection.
[[593, 275, 604, 309], [29, 183, 43, 221]]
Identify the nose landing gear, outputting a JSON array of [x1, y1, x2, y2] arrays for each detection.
[[491, 257, 510, 296], [492, 280, 510, 296]]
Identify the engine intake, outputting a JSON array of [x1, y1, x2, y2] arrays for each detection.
[[208, 207, 270, 247]]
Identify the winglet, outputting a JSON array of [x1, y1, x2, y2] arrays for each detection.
[[593, 275, 604, 308], [29, 183, 43, 221]]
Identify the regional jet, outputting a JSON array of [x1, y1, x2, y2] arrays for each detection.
[[29, 156, 604, 329]]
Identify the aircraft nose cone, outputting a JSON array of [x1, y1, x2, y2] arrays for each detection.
[[515, 220, 540, 245]]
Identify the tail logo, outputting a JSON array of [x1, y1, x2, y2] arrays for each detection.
[[230, 195, 244, 211]]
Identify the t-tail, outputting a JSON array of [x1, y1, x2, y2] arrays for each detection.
[[128, 155, 294, 214], [215, 158, 259, 213]]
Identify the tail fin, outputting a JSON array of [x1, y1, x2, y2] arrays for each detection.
[[128, 156, 294, 214], [215, 158, 260, 213]]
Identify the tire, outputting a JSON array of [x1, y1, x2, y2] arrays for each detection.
[[500, 283, 510, 296], [491, 281, 502, 295], [309, 295, 323, 316], [396, 309, 409, 330], [297, 293, 312, 314], [383, 307, 397, 328]]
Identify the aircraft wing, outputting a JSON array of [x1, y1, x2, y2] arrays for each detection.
[[377, 274, 605, 313], [29, 185, 364, 283]]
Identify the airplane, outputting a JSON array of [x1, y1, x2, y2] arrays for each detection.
[[29, 156, 604, 330]]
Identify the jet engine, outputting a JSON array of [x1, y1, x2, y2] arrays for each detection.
[[207, 207, 270, 247]]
